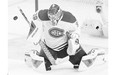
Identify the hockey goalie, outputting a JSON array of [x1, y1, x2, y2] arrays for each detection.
[[24, 4, 107, 71]]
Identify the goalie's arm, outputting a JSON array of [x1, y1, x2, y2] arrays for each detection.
[[67, 21, 80, 39], [66, 21, 80, 55]]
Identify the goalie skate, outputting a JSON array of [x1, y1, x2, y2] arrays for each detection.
[[78, 48, 107, 71]]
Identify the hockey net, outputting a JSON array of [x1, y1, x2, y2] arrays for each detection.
[[8, 0, 26, 6], [65, 0, 108, 6]]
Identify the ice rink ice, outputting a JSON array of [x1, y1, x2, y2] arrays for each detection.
[[8, 0, 108, 75]]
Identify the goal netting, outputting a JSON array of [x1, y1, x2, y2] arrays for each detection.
[[65, 0, 108, 5]]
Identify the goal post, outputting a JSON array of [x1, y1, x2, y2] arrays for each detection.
[[34, 0, 108, 11], [35, 0, 38, 12]]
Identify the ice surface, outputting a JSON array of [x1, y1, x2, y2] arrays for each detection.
[[8, 59, 107, 75], [8, 0, 108, 75]]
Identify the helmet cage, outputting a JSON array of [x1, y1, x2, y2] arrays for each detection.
[[48, 4, 63, 26], [48, 9, 62, 21]]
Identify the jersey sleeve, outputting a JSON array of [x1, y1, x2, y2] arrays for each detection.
[[61, 10, 80, 38], [32, 9, 50, 21], [73, 21, 80, 38], [68, 20, 80, 39]]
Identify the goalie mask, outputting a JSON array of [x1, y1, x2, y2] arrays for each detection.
[[48, 4, 63, 26]]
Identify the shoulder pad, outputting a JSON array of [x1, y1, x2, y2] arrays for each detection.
[[61, 11, 76, 23], [38, 9, 50, 21]]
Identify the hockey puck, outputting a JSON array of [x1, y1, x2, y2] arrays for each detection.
[[13, 16, 18, 20], [96, 26, 99, 30]]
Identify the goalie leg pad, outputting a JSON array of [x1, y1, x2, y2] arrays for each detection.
[[24, 50, 44, 69], [69, 46, 87, 68], [78, 48, 107, 71]]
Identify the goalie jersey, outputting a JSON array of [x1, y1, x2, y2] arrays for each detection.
[[28, 9, 80, 51]]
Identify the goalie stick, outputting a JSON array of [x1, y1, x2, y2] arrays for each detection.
[[18, 7, 56, 65], [18, 7, 31, 27], [39, 40, 56, 65]]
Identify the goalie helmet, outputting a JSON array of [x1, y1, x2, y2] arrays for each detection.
[[48, 4, 63, 26]]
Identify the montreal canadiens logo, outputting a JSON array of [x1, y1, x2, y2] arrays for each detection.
[[49, 27, 64, 38]]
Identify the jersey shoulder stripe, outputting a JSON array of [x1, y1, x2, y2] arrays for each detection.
[[61, 11, 76, 23], [38, 9, 77, 23], [38, 9, 50, 21]]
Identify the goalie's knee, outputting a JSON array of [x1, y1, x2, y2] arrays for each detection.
[[69, 46, 87, 65]]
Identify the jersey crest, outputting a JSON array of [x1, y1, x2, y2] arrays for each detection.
[[49, 27, 64, 38]]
